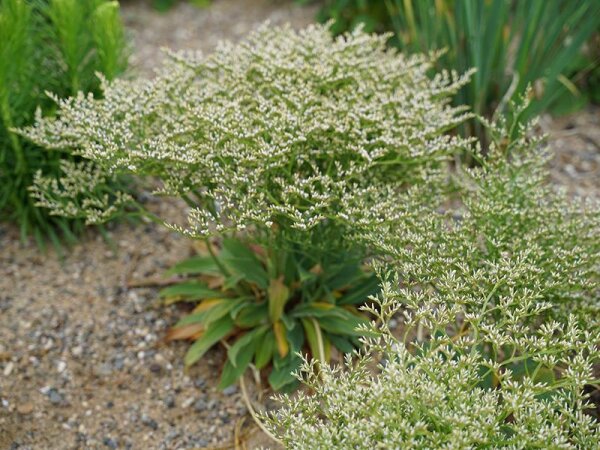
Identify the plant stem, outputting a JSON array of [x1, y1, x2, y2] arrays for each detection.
[[239, 375, 282, 446], [204, 237, 231, 277]]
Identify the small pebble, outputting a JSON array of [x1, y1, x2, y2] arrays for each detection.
[[149, 363, 162, 375], [103, 437, 118, 449], [3, 361, 14, 376], [141, 414, 158, 430], [164, 395, 175, 409], [47, 388, 64, 406], [222, 385, 237, 396], [194, 399, 207, 412]]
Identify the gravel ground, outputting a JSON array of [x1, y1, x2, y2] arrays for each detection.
[[543, 106, 600, 198], [0, 199, 279, 450], [121, 0, 319, 77], [1, 2, 314, 449], [1, 1, 599, 448]]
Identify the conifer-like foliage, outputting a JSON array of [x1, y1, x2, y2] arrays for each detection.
[[0, 0, 127, 244]]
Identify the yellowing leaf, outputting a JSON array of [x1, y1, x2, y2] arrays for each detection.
[[309, 264, 323, 275], [166, 323, 204, 341], [312, 302, 335, 310], [273, 320, 289, 357], [268, 276, 290, 323], [302, 318, 326, 364], [192, 298, 223, 313]]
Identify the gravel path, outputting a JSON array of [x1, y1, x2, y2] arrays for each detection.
[[122, 0, 319, 77], [0, 197, 281, 449], [543, 106, 600, 199], [1, 2, 314, 449], [1, 1, 599, 448]]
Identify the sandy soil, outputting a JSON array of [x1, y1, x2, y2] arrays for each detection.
[[1, 1, 315, 449], [122, 0, 319, 77], [1, 1, 599, 449]]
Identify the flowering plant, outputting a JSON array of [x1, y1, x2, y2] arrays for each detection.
[[266, 284, 600, 449], [265, 110, 600, 447], [21, 23, 472, 389], [0, 0, 127, 244]]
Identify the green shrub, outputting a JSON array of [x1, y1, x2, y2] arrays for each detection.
[[354, 98, 600, 327], [315, 0, 600, 146], [120, 0, 209, 13], [168, 0, 210, 10], [266, 111, 600, 448], [21, 23, 471, 389], [0, 0, 127, 245]]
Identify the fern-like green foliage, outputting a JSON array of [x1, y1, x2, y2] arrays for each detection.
[[0, 0, 127, 245]]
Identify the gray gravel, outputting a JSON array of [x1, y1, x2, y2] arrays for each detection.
[[122, 0, 319, 77], [1, 1, 315, 448], [1, 0, 598, 448]]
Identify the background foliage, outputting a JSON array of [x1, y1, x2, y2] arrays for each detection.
[[311, 0, 600, 146], [0, 0, 127, 246]]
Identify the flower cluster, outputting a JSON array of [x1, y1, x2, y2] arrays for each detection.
[[265, 109, 600, 448], [266, 278, 600, 449], [29, 159, 134, 225], [351, 108, 600, 326], [22, 23, 472, 238]]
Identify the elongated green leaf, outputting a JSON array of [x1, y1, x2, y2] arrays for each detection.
[[337, 275, 381, 305], [328, 333, 355, 354], [255, 330, 275, 369], [219, 327, 267, 389], [184, 315, 233, 366], [291, 303, 347, 319], [269, 353, 301, 391], [159, 281, 221, 303], [317, 313, 368, 337], [286, 319, 304, 352], [228, 325, 268, 367], [221, 239, 269, 289], [218, 359, 243, 389], [325, 263, 364, 290], [223, 273, 244, 290], [235, 302, 268, 328], [165, 255, 220, 276], [203, 298, 244, 327], [174, 311, 209, 328]]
